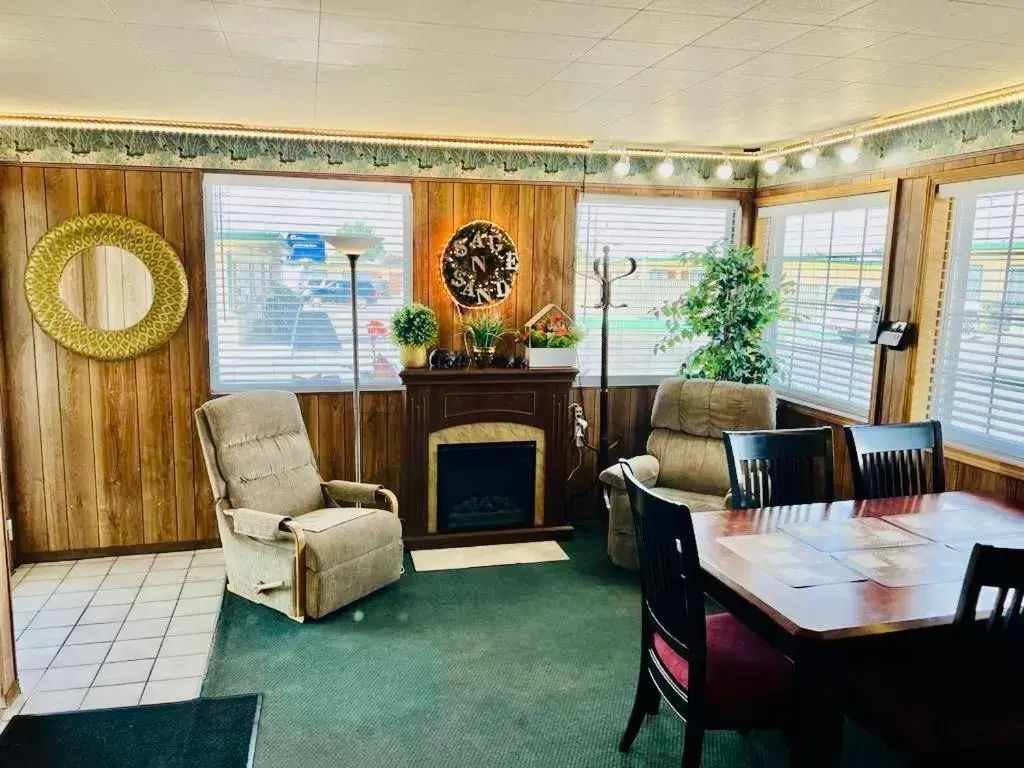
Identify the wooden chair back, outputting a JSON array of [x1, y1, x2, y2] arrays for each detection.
[[722, 427, 835, 509], [954, 544, 1024, 715], [844, 421, 945, 499], [619, 461, 707, 694]]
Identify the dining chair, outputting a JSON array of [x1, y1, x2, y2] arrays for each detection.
[[843, 420, 945, 499], [722, 427, 835, 510], [617, 461, 793, 768], [846, 543, 1024, 766]]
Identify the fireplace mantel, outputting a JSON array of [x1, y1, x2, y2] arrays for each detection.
[[400, 367, 577, 550]]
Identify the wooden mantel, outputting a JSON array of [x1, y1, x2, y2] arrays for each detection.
[[399, 366, 578, 550]]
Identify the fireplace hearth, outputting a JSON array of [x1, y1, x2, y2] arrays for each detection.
[[437, 441, 536, 533]]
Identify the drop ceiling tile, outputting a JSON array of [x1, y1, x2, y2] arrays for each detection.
[[522, 81, 608, 110], [558, 0, 650, 8], [853, 34, 968, 63], [697, 71, 784, 96], [655, 45, 757, 72], [232, 57, 315, 79], [922, 41, 1024, 71], [0, 14, 133, 45], [609, 11, 728, 45], [124, 24, 229, 54], [741, 0, 873, 25], [106, 0, 220, 29], [144, 50, 237, 75], [565, 98, 641, 122], [647, 0, 759, 14], [319, 0, 468, 23], [213, 3, 318, 38], [776, 26, 897, 57], [861, 63, 976, 87], [553, 62, 644, 86], [830, 0, 959, 32], [728, 52, 833, 78], [693, 19, 813, 51], [316, 41, 391, 67], [599, 68, 710, 103], [577, 39, 679, 66], [755, 77, 844, 100], [0, 0, 114, 20], [658, 84, 736, 109], [225, 32, 318, 62], [914, 5, 1024, 41], [222, 0, 321, 9], [374, 49, 565, 80], [516, 2, 636, 38], [796, 56, 897, 82]]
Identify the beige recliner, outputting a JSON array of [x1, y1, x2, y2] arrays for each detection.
[[195, 390, 403, 621], [599, 378, 776, 570]]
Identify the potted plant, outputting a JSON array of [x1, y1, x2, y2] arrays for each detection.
[[463, 310, 509, 367], [654, 243, 784, 384], [390, 303, 438, 368], [520, 305, 582, 368]]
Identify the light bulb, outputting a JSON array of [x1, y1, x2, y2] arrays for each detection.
[[800, 149, 819, 169], [839, 138, 862, 164], [657, 157, 675, 178], [613, 154, 630, 176], [715, 161, 734, 180], [762, 156, 781, 175]]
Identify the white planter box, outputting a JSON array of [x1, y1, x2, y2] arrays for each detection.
[[527, 347, 577, 368]]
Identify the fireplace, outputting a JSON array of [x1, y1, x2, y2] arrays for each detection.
[[436, 441, 536, 533]]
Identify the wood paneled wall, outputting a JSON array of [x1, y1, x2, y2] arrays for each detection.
[[759, 146, 1024, 505]]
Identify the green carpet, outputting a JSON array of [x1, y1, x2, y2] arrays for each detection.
[[202, 525, 902, 768], [0, 694, 261, 767]]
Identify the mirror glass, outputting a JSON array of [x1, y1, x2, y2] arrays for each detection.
[[58, 247, 154, 330]]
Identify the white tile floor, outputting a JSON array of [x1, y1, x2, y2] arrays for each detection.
[[1, 548, 225, 729]]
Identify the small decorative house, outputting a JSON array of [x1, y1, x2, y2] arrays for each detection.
[[522, 304, 581, 369]]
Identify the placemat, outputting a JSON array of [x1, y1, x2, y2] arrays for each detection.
[[883, 508, 1024, 541], [780, 517, 928, 552], [836, 544, 970, 588], [717, 533, 865, 588]]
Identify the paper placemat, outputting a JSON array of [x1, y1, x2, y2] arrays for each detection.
[[780, 518, 928, 552], [883, 509, 1024, 542], [836, 544, 970, 588], [945, 533, 1024, 553], [717, 533, 865, 588]]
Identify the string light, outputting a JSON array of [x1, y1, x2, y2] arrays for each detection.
[[762, 156, 781, 175], [715, 161, 734, 180], [800, 148, 819, 169], [613, 153, 631, 176], [839, 136, 862, 164], [657, 156, 675, 177]]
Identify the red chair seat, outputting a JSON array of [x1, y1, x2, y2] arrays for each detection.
[[848, 657, 1024, 761], [652, 612, 793, 728]]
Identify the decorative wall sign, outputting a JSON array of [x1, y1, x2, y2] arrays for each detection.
[[440, 220, 519, 308], [25, 213, 189, 361]]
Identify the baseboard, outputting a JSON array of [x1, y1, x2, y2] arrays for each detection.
[[15, 538, 221, 565]]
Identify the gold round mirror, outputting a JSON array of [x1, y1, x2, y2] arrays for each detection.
[[58, 246, 155, 331], [25, 213, 188, 361]]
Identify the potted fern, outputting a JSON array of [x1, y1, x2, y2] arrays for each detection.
[[654, 243, 783, 384], [462, 310, 509, 367], [390, 303, 438, 368]]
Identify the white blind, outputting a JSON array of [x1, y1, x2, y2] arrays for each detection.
[[761, 193, 889, 417], [574, 194, 739, 386], [931, 178, 1024, 460], [203, 174, 411, 393]]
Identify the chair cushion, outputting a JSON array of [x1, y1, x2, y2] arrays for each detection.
[[650, 378, 776, 438], [848, 656, 1024, 759], [300, 508, 403, 572], [653, 612, 792, 727]]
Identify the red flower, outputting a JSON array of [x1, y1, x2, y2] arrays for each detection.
[[555, 326, 568, 336], [536, 322, 547, 332], [552, 314, 564, 323]]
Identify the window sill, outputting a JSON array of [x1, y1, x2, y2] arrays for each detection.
[[942, 443, 1024, 483], [776, 394, 866, 426]]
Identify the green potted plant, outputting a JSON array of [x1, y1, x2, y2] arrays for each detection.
[[462, 310, 509, 367], [654, 243, 784, 384], [519, 305, 582, 368], [390, 303, 438, 368]]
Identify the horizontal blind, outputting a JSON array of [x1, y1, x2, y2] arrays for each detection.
[[930, 181, 1024, 459], [762, 193, 889, 417], [204, 174, 411, 392], [574, 194, 739, 385]]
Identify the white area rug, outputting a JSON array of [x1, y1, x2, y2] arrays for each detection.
[[410, 541, 569, 572]]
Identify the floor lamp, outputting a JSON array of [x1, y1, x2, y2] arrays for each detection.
[[323, 234, 384, 483]]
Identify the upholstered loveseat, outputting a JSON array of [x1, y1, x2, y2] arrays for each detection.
[[599, 378, 776, 569]]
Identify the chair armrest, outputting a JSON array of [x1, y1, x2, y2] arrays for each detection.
[[230, 507, 293, 541], [322, 480, 399, 516], [598, 455, 660, 490]]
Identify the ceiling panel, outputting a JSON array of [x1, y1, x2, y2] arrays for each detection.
[[1, 0, 1024, 149]]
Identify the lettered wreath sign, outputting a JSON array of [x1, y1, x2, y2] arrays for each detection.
[[440, 220, 519, 308]]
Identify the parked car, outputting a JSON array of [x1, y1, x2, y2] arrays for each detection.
[[305, 276, 387, 305]]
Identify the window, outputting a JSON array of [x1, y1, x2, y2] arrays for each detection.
[[574, 194, 740, 385], [760, 193, 890, 418], [926, 177, 1024, 460], [204, 174, 411, 392]]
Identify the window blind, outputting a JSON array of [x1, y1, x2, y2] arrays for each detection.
[[760, 193, 890, 417], [929, 177, 1024, 460], [203, 174, 411, 393], [574, 194, 739, 386]]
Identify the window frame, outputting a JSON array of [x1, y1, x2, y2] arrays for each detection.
[[203, 172, 414, 394], [573, 192, 742, 387], [757, 187, 896, 421]]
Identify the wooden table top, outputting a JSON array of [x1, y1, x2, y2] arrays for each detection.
[[692, 491, 1024, 641]]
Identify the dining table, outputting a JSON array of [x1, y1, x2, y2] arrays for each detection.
[[690, 490, 1024, 768]]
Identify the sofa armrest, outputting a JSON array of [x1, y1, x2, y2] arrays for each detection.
[[598, 455, 660, 490], [230, 507, 293, 542], [322, 480, 399, 516]]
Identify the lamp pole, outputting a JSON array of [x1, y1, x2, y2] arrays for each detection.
[[347, 252, 362, 483]]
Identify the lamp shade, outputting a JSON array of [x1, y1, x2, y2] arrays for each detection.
[[322, 234, 383, 255]]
